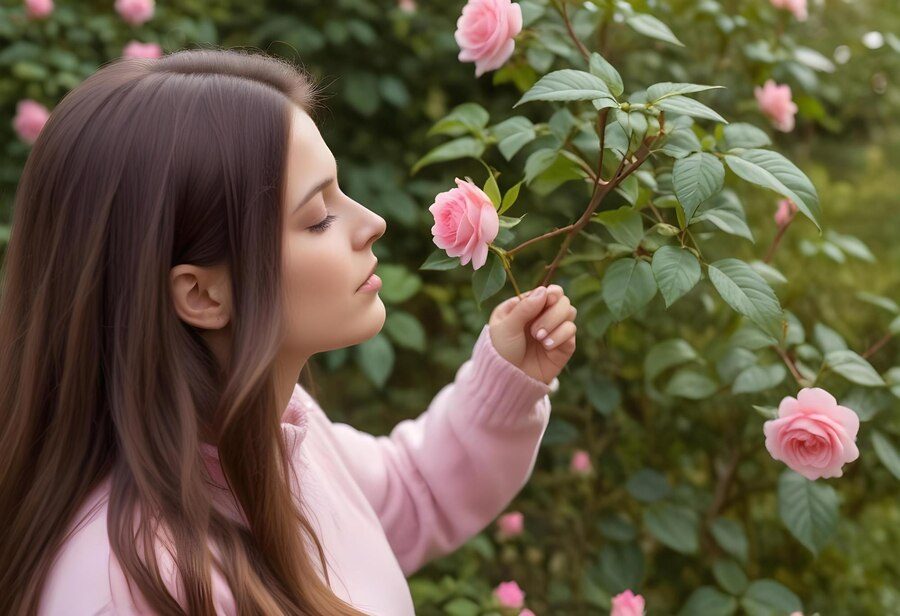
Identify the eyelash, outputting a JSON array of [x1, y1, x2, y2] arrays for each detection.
[[309, 214, 338, 233]]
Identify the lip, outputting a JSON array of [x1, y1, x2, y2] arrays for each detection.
[[357, 260, 379, 291]]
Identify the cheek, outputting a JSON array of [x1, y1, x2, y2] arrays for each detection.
[[282, 235, 351, 325]]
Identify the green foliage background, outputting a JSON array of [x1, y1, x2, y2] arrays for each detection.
[[1, 0, 899, 614]]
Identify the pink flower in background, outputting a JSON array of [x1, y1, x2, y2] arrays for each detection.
[[611, 589, 646, 616], [774, 199, 798, 226], [13, 99, 50, 144], [24, 0, 53, 19], [570, 449, 592, 474], [754, 79, 799, 132], [497, 511, 524, 538], [764, 387, 860, 480], [397, 0, 417, 13], [114, 0, 154, 26], [122, 40, 162, 59], [493, 581, 525, 609], [455, 0, 523, 77], [519, 610, 536, 616], [770, 0, 808, 21], [428, 177, 499, 270]]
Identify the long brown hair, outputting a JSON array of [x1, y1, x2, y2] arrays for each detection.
[[0, 47, 370, 615]]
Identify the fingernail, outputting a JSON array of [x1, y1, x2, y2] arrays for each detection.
[[535, 328, 547, 340], [533, 286, 546, 298], [544, 338, 554, 347]]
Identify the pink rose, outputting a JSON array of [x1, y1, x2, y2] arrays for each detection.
[[24, 0, 53, 19], [428, 177, 499, 270], [770, 0, 808, 21], [12, 99, 50, 145], [497, 511, 524, 538], [493, 581, 525, 609], [122, 40, 162, 59], [754, 79, 799, 133], [774, 199, 798, 226], [114, 0, 154, 26], [570, 449, 592, 474], [611, 589, 645, 616], [397, 0, 417, 13], [519, 611, 536, 616], [455, 0, 523, 77], [764, 387, 860, 480]]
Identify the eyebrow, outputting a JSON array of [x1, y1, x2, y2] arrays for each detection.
[[294, 160, 339, 215]]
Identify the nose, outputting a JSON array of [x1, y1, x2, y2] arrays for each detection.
[[353, 200, 386, 250]]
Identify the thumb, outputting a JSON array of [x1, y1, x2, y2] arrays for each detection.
[[503, 286, 549, 330]]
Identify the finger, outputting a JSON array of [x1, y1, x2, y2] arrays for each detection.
[[545, 284, 564, 305], [531, 295, 572, 340], [504, 286, 551, 330], [493, 294, 522, 319], [538, 321, 576, 351]]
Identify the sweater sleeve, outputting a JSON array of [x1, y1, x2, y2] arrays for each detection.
[[317, 323, 558, 577]]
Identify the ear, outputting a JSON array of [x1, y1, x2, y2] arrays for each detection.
[[169, 263, 231, 330]]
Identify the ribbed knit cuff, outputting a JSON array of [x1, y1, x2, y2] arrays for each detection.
[[455, 324, 558, 428]]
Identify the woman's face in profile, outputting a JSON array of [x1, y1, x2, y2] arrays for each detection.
[[280, 105, 387, 357]]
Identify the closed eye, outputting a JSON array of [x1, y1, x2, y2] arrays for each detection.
[[308, 214, 338, 233]]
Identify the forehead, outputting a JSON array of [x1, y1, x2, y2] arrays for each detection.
[[288, 105, 331, 168]]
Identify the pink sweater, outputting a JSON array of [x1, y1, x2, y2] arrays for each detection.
[[37, 324, 558, 615]]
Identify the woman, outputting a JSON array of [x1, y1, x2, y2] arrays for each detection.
[[0, 48, 577, 615]]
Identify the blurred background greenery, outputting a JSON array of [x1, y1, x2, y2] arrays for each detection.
[[1, 0, 898, 614]]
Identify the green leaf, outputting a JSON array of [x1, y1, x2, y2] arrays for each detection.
[[645, 339, 699, 383], [679, 586, 737, 616], [724, 149, 821, 230], [588, 52, 623, 97], [778, 470, 838, 555], [813, 323, 848, 354], [524, 148, 560, 185], [490, 116, 537, 161], [657, 96, 728, 124], [651, 246, 701, 307], [731, 364, 787, 394], [740, 579, 803, 616], [665, 368, 719, 399], [383, 311, 426, 352], [712, 559, 748, 595], [644, 502, 699, 554], [443, 597, 481, 616], [824, 350, 886, 386], [426, 102, 489, 138], [872, 431, 900, 480], [626, 13, 685, 47], [710, 518, 749, 563], [377, 264, 422, 303], [499, 180, 524, 215], [708, 259, 783, 336], [412, 137, 485, 175], [856, 291, 899, 313], [513, 69, 617, 108], [471, 253, 506, 303], [601, 258, 657, 320], [625, 468, 671, 503], [480, 164, 501, 209], [355, 333, 395, 388], [693, 191, 754, 243], [420, 249, 460, 271], [647, 82, 724, 102], [597, 542, 644, 594], [661, 126, 703, 159], [594, 206, 644, 249], [674, 152, 726, 220], [723, 123, 771, 150]]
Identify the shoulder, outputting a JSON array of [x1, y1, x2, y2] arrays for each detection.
[[38, 478, 115, 615]]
